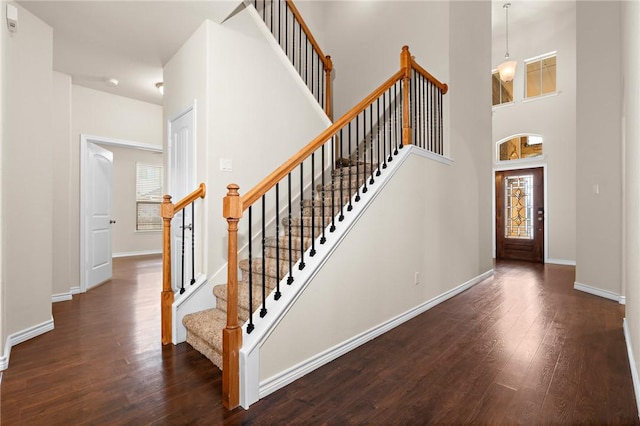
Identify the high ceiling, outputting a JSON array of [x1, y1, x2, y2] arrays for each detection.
[[18, 1, 241, 105], [17, 1, 568, 106]]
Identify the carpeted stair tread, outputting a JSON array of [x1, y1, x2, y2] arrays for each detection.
[[239, 257, 292, 280], [213, 282, 279, 322], [182, 308, 226, 369]]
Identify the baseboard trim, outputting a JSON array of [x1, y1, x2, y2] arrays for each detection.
[[574, 282, 624, 304], [112, 249, 161, 258], [52, 292, 73, 303], [546, 258, 576, 266], [623, 318, 640, 420], [1, 317, 54, 370], [259, 269, 493, 400]]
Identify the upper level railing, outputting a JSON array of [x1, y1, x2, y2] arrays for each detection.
[[160, 183, 206, 345], [221, 46, 447, 409], [251, 0, 333, 119]]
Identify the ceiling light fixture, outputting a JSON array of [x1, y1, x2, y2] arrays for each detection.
[[155, 82, 164, 95], [497, 3, 517, 82]]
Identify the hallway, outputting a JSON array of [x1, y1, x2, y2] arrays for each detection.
[[1, 256, 637, 424]]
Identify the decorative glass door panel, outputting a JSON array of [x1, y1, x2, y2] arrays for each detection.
[[496, 168, 544, 263], [504, 175, 533, 239]]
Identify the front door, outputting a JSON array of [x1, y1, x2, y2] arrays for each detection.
[[87, 143, 114, 288], [495, 167, 544, 262]]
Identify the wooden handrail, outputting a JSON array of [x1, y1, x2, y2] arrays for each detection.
[[242, 68, 405, 209], [411, 58, 449, 95], [285, 0, 332, 72], [174, 182, 206, 213], [160, 183, 206, 345]]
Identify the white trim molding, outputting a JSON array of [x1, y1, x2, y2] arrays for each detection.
[[1, 317, 54, 370], [257, 269, 493, 405], [623, 318, 640, 419], [574, 281, 625, 304], [52, 292, 73, 303], [546, 258, 576, 266], [112, 249, 162, 258]]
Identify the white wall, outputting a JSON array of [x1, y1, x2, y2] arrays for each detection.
[[96, 144, 163, 256], [622, 0, 640, 410], [64, 85, 162, 293], [163, 8, 329, 286], [52, 72, 73, 298], [1, 2, 53, 355], [492, 1, 577, 264], [322, 1, 449, 121], [575, 2, 622, 296], [260, 0, 492, 388]]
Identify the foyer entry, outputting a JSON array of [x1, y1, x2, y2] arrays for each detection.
[[495, 167, 544, 262]]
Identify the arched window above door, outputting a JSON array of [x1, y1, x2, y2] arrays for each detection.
[[497, 134, 543, 162]]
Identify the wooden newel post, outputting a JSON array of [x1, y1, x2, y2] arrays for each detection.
[[222, 184, 243, 410], [401, 45, 412, 146], [161, 194, 175, 345], [325, 55, 333, 121]]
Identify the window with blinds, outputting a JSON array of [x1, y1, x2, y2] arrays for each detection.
[[136, 163, 163, 231]]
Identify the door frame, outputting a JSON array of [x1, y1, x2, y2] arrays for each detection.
[[166, 103, 198, 293], [166, 103, 196, 196], [492, 160, 549, 263], [80, 134, 163, 292]]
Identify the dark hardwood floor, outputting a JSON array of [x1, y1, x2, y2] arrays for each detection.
[[1, 256, 638, 424]]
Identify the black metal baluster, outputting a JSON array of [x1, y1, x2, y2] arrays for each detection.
[[376, 98, 381, 176], [305, 34, 308, 90], [338, 128, 344, 222], [277, 0, 281, 45], [355, 116, 361, 202], [421, 75, 425, 149], [270, 0, 273, 36], [260, 196, 267, 318], [247, 207, 254, 333], [299, 163, 306, 269], [287, 173, 293, 284], [399, 80, 404, 150], [394, 82, 399, 155], [347, 122, 353, 211], [330, 136, 336, 232], [321, 59, 325, 111], [363, 108, 370, 192], [190, 201, 195, 285], [180, 211, 185, 294], [383, 91, 388, 168], [298, 21, 302, 76], [274, 183, 281, 300], [320, 142, 326, 244], [292, 14, 295, 73], [369, 104, 376, 182], [439, 89, 444, 155], [285, 2, 289, 58], [310, 152, 316, 256], [429, 81, 434, 152]]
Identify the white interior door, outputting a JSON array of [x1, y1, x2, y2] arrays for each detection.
[[169, 109, 195, 293], [87, 143, 114, 289]]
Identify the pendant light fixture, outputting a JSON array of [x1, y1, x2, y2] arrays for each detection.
[[497, 3, 517, 82]]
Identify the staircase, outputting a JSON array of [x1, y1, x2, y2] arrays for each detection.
[[182, 161, 374, 370]]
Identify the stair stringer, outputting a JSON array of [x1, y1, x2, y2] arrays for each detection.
[[239, 146, 471, 408]]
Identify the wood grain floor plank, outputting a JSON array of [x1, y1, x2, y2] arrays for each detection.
[[1, 257, 638, 425]]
